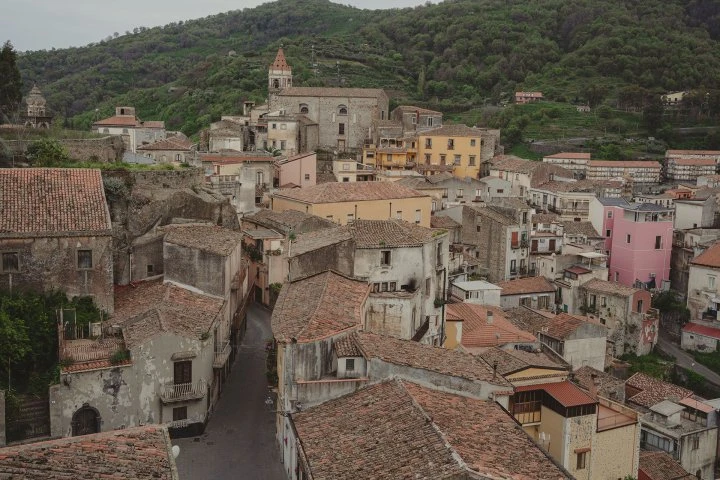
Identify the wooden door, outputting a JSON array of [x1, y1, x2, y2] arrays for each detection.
[[72, 406, 99, 436]]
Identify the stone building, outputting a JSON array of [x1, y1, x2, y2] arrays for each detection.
[[92, 106, 166, 153], [136, 135, 194, 164], [21, 84, 52, 128], [266, 48, 389, 152], [0, 168, 114, 312]]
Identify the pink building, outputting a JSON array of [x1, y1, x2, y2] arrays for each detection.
[[275, 152, 317, 188], [608, 203, 674, 288], [589, 197, 630, 261]]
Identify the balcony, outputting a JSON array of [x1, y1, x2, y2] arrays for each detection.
[[160, 379, 207, 403], [520, 239, 529, 248], [213, 341, 232, 369]]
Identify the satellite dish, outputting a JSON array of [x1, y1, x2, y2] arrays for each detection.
[[172, 445, 180, 459]]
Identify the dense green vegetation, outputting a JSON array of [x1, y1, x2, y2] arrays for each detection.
[[10, 0, 720, 145], [692, 350, 720, 376], [0, 41, 22, 122], [0, 291, 102, 395], [620, 352, 674, 380]]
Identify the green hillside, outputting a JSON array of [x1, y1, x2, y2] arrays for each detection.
[[12, 0, 720, 140]]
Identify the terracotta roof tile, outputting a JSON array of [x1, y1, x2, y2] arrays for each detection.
[[690, 241, 720, 268], [272, 181, 428, 204], [163, 224, 243, 256], [420, 124, 490, 137], [497, 277, 556, 296], [243, 209, 336, 235], [93, 115, 141, 127], [270, 47, 291, 71], [0, 425, 177, 479], [543, 313, 607, 340], [639, 451, 694, 480], [588, 160, 661, 168], [292, 380, 569, 480], [516, 380, 597, 408], [682, 322, 720, 340], [0, 168, 111, 237], [533, 213, 561, 224], [348, 219, 437, 248], [272, 271, 369, 342], [562, 221, 601, 237], [504, 307, 554, 335], [445, 303, 536, 349], [479, 347, 567, 376], [544, 152, 591, 160], [672, 158, 716, 166], [333, 335, 362, 357], [431, 215, 461, 229], [581, 278, 639, 297], [354, 331, 510, 385], [666, 149, 720, 155], [112, 279, 224, 346], [625, 372, 693, 408], [572, 366, 626, 401], [565, 265, 592, 275]]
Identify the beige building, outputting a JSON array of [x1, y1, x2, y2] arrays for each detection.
[[542, 152, 591, 176], [586, 160, 661, 184], [271, 182, 432, 227], [666, 158, 717, 183], [331, 158, 375, 182], [415, 124, 499, 179], [515, 91, 544, 104], [136, 135, 194, 164]]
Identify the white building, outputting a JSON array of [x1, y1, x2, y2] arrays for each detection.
[[450, 279, 501, 305], [92, 106, 166, 153]]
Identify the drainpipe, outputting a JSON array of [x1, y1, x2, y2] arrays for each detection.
[[389, 201, 392, 218], [441, 267, 447, 345]]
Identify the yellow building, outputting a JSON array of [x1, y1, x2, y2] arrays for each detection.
[[270, 182, 432, 227], [416, 125, 499, 179]]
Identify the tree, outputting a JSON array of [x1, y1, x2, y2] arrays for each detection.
[[642, 99, 664, 135], [0, 40, 23, 123], [26, 138, 70, 166]]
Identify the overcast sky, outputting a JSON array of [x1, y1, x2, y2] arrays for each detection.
[[3, 0, 432, 52]]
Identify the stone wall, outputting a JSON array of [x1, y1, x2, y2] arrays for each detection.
[[4, 136, 125, 163]]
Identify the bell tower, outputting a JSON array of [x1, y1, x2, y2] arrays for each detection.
[[268, 47, 292, 96]]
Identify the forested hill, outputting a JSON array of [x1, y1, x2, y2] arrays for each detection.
[[15, 0, 720, 135]]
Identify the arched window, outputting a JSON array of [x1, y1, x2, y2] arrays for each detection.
[[72, 405, 100, 436], [338, 105, 348, 116], [299, 104, 309, 114]]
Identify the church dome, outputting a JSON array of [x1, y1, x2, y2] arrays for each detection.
[[26, 85, 46, 106]]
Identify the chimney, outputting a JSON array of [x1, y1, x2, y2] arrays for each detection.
[[589, 373, 599, 399], [487, 311, 494, 324], [493, 361, 498, 380]]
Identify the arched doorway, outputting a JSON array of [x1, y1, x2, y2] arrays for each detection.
[[72, 405, 100, 436]]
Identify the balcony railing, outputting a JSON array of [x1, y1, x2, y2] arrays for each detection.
[[520, 239, 529, 248], [213, 341, 232, 369], [160, 379, 207, 403], [61, 338, 125, 363]]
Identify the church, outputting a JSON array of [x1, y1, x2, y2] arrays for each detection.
[[266, 48, 389, 152]]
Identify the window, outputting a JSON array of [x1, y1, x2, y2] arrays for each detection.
[[304, 173, 310, 181], [381, 282, 389, 292], [606, 229, 611, 237], [589, 294, 597, 308], [607, 211, 613, 218], [497, 189, 504, 194], [601, 296, 607, 307], [626, 234, 631, 244], [345, 358, 355, 371], [425, 277, 431, 295], [173, 361, 192, 385], [2, 252, 19, 272], [389, 281, 397, 292], [427, 117, 433, 127], [576, 452, 587, 470], [394, 210, 402, 220], [655, 235, 662, 249], [469, 155, 476, 166], [77, 250, 93, 269], [637, 299, 644, 313], [173, 406, 187, 422], [343, 163, 351, 170], [424, 153, 431, 164], [299, 104, 309, 114], [415, 209, 421, 224], [440, 154, 447, 165], [326, 215, 334, 221], [453, 155, 461, 165], [510, 259, 517, 273], [381, 250, 391, 266], [338, 123, 345, 135], [280, 140, 286, 150], [347, 213, 354, 222], [615, 272, 620, 282], [147, 264, 154, 276], [425, 138, 432, 148], [470, 139, 476, 147], [272, 123, 277, 129], [457, 189, 464, 198], [709, 276, 716, 289], [338, 105, 348, 115], [447, 139, 455, 150], [692, 435, 700, 450], [122, 128, 129, 134]]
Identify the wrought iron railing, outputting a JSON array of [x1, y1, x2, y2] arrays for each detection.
[[213, 341, 232, 369], [160, 379, 207, 403]]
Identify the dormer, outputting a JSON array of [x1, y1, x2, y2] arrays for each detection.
[[334, 335, 367, 379]]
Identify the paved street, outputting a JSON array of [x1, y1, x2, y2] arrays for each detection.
[[174, 304, 286, 480], [657, 336, 720, 386]]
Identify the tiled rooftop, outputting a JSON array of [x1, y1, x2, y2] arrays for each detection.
[[430, 215, 461, 229], [354, 331, 510, 385], [516, 380, 597, 408], [271, 271, 369, 343], [112, 279, 224, 346], [421, 124, 489, 137], [666, 149, 720, 155], [691, 241, 720, 268], [0, 425, 178, 479], [596, 197, 631, 207], [93, 115, 141, 127], [504, 307, 554, 335], [469, 204, 517, 227], [572, 366, 625, 401], [289, 226, 353, 256], [490, 155, 541, 173], [243, 209, 336, 235], [163, 224, 243, 256], [533, 213, 561, 224], [625, 372, 693, 409], [446, 303, 536, 349], [333, 335, 362, 357], [497, 276, 556, 296], [639, 451, 694, 480], [479, 346, 567, 376], [683, 321, 720, 340], [672, 158, 716, 166], [544, 152, 591, 159], [272, 181, 427, 204], [292, 380, 569, 480], [562, 221, 601, 237], [581, 278, 639, 297], [543, 313, 607, 340], [0, 168, 111, 237], [588, 160, 661, 168], [348, 219, 437, 248]]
